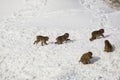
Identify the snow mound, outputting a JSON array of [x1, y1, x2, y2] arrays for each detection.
[[0, 0, 120, 80], [79, 0, 120, 14], [104, 0, 120, 7]]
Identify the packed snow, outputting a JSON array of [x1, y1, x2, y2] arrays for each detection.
[[0, 0, 120, 80]]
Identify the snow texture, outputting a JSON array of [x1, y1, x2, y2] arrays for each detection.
[[0, 0, 120, 80]]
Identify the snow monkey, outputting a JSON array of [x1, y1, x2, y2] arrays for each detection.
[[104, 40, 113, 52], [79, 51, 93, 64], [90, 29, 104, 41], [55, 33, 70, 44], [34, 35, 49, 46]]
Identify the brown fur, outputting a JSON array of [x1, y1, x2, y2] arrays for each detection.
[[34, 35, 49, 46], [55, 33, 70, 44], [79, 52, 93, 64], [90, 29, 104, 41], [104, 40, 113, 52]]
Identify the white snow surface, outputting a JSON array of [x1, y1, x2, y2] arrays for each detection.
[[0, 0, 120, 80]]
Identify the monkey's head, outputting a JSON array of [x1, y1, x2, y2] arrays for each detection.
[[88, 51, 92, 55], [99, 29, 104, 34], [45, 36, 49, 41], [87, 51, 92, 58], [64, 33, 69, 38], [105, 40, 109, 44]]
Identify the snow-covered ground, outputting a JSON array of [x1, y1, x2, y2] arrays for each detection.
[[0, 0, 26, 19], [0, 0, 120, 80]]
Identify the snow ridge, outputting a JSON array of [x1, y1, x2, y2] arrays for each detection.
[[0, 0, 120, 80]]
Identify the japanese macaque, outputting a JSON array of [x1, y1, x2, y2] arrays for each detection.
[[79, 52, 93, 64], [104, 40, 113, 52], [90, 29, 104, 41], [34, 35, 49, 46], [55, 33, 70, 44]]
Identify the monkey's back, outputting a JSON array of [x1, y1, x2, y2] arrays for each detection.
[[56, 35, 67, 41], [80, 53, 91, 62], [105, 42, 113, 52], [92, 31, 102, 37]]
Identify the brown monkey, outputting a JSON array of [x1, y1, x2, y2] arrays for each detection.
[[79, 52, 93, 64], [104, 40, 113, 52], [55, 33, 70, 44], [34, 35, 49, 46], [90, 29, 104, 41]]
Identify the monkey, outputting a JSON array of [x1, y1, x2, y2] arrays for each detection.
[[33, 35, 49, 46], [104, 40, 113, 52], [55, 33, 70, 44], [90, 29, 104, 41], [79, 51, 93, 64]]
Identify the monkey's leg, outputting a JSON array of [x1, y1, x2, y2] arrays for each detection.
[[104, 47, 109, 52], [33, 41, 36, 44], [41, 42, 44, 46], [92, 37, 96, 40], [44, 41, 48, 45], [34, 40, 39, 45], [90, 56, 92, 58], [90, 37, 95, 41], [60, 41, 63, 44], [55, 42, 58, 44], [56, 41, 62, 44], [66, 39, 70, 41], [83, 61, 87, 64], [88, 60, 91, 64], [85, 60, 89, 64], [101, 34, 104, 37], [104, 48, 106, 52]]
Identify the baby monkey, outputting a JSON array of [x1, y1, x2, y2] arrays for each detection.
[[55, 33, 70, 44], [79, 51, 93, 64], [34, 35, 49, 46], [104, 40, 113, 52], [90, 29, 104, 41]]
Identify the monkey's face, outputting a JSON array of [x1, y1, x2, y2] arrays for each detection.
[[99, 29, 104, 33], [105, 40, 109, 44], [64, 33, 69, 38], [88, 52, 92, 56]]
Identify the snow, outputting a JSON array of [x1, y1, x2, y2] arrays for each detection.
[[0, 0, 26, 19], [0, 0, 120, 80]]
